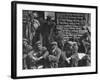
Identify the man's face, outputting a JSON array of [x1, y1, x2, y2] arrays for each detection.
[[37, 44, 42, 50], [23, 41, 28, 46], [52, 45, 57, 50], [67, 43, 73, 50], [33, 12, 38, 19]]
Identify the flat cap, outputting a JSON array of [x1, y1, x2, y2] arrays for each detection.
[[35, 41, 41, 45], [51, 41, 57, 45]]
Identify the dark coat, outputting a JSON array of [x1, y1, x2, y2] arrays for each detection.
[[26, 47, 49, 69], [48, 47, 61, 68]]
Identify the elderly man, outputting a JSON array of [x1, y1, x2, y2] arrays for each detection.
[[60, 41, 79, 67], [26, 41, 49, 69], [30, 12, 40, 45], [70, 42, 79, 67], [48, 42, 62, 68], [23, 38, 33, 69]]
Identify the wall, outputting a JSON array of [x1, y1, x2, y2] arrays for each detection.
[[56, 12, 90, 39], [0, 0, 99, 80]]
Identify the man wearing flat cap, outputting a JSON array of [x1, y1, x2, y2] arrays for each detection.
[[23, 38, 33, 69], [48, 41, 62, 68], [60, 41, 79, 67], [26, 41, 49, 69]]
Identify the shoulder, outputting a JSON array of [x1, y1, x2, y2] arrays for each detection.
[[28, 50, 34, 56], [56, 47, 61, 53]]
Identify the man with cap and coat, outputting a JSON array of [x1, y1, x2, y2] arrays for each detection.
[[26, 41, 49, 69], [60, 41, 79, 67], [48, 41, 62, 68], [23, 38, 33, 69]]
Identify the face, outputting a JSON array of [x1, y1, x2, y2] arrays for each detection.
[[52, 45, 57, 50], [66, 43, 73, 50], [33, 12, 38, 19], [73, 43, 78, 52], [37, 44, 42, 50], [23, 41, 28, 46]]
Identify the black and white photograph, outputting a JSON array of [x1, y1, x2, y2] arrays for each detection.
[[22, 11, 91, 69], [11, 1, 97, 79]]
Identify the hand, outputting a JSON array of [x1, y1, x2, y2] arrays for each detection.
[[32, 57, 38, 61], [66, 58, 70, 64], [38, 56, 43, 60]]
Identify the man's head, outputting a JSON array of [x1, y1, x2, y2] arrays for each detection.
[[35, 41, 42, 50], [23, 38, 28, 46], [72, 42, 78, 53], [51, 41, 58, 50], [55, 28, 62, 34], [64, 41, 73, 51], [32, 12, 38, 19]]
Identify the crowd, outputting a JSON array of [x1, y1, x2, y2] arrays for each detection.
[[23, 12, 91, 69]]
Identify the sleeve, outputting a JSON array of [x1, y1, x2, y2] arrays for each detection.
[[43, 50, 49, 59], [48, 48, 61, 62], [55, 48, 62, 62], [28, 50, 34, 59], [41, 47, 49, 59], [60, 51, 67, 61], [51, 48, 61, 62], [48, 55, 57, 62]]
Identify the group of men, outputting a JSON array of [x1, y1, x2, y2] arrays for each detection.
[[23, 36, 91, 69], [23, 12, 91, 69]]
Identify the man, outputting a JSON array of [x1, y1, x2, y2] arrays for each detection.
[[40, 16, 56, 48], [82, 32, 91, 54], [30, 12, 40, 45], [60, 41, 79, 67], [70, 42, 79, 67], [60, 41, 73, 67], [78, 26, 91, 53], [48, 42, 62, 68], [26, 41, 49, 69], [23, 38, 33, 69]]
